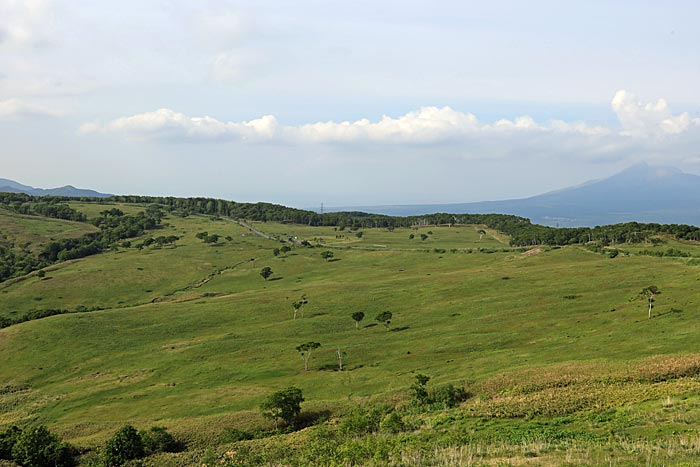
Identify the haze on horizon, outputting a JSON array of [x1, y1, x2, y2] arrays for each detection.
[[2, 0, 700, 208]]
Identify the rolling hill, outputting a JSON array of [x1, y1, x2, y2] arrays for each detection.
[[327, 163, 700, 227], [3, 200, 700, 466]]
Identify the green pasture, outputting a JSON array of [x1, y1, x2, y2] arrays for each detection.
[[253, 221, 507, 250], [0, 208, 98, 254], [3, 206, 700, 465]]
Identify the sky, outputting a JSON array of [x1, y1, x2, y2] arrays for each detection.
[[2, 0, 700, 208]]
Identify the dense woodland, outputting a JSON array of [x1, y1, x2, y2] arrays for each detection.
[[2, 192, 700, 283]]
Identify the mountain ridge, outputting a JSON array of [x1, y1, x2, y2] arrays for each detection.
[[325, 163, 700, 227], [0, 178, 112, 198]]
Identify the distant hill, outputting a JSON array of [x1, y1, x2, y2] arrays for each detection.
[[327, 163, 700, 227], [0, 178, 111, 198]]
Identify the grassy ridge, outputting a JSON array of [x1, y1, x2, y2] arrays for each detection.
[[2, 206, 700, 465]]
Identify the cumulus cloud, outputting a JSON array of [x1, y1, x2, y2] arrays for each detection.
[[611, 90, 699, 136], [0, 98, 60, 120], [85, 105, 607, 145], [80, 90, 700, 168], [82, 108, 278, 141]]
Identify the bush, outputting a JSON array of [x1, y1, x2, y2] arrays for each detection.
[[379, 412, 405, 434], [339, 406, 386, 435], [103, 425, 144, 467], [0, 426, 22, 460], [11, 425, 73, 467], [140, 426, 178, 454]]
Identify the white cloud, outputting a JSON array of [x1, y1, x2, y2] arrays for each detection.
[[87, 105, 606, 145], [611, 90, 699, 136], [0, 98, 60, 120], [80, 90, 700, 168], [83, 108, 278, 142]]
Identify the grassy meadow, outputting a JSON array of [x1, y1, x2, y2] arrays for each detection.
[[2, 203, 700, 465]]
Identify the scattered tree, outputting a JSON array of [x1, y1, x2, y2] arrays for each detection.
[[355, 231, 364, 239], [292, 295, 308, 320], [351, 311, 365, 329], [640, 285, 661, 319], [260, 266, 274, 281], [260, 387, 304, 429], [409, 233, 415, 240], [375, 311, 393, 331], [477, 229, 486, 240], [296, 341, 321, 370], [420, 234, 429, 241], [336, 348, 345, 371], [280, 245, 292, 255], [320, 250, 334, 261], [273, 248, 280, 256]]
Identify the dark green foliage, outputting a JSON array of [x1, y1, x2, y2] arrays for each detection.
[[10, 425, 73, 467], [410, 374, 471, 409], [0, 426, 22, 460], [220, 427, 255, 442], [355, 231, 363, 238], [430, 383, 471, 408], [351, 311, 365, 329], [320, 250, 334, 261], [420, 233, 429, 241], [103, 425, 144, 467], [260, 266, 273, 280], [260, 387, 304, 429], [379, 411, 406, 434], [375, 311, 392, 330], [410, 374, 431, 405], [338, 406, 387, 435], [139, 426, 178, 454], [296, 342, 321, 370]]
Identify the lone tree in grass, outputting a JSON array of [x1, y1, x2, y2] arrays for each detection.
[[296, 342, 321, 370], [260, 266, 273, 281], [292, 295, 308, 320], [420, 233, 428, 241], [640, 285, 661, 319], [351, 311, 365, 329], [103, 425, 145, 467], [376, 311, 393, 331], [336, 349, 346, 371], [477, 229, 486, 240], [260, 387, 304, 430], [321, 250, 334, 261]]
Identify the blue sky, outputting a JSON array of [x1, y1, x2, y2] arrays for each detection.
[[2, 1, 700, 206]]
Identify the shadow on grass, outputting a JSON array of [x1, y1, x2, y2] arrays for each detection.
[[295, 409, 332, 429], [390, 326, 410, 332], [364, 323, 378, 328], [268, 277, 283, 281], [327, 258, 342, 262]]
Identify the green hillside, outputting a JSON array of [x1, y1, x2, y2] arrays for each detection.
[[2, 203, 700, 466]]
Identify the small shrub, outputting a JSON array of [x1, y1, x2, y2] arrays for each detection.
[[379, 412, 405, 434], [103, 425, 144, 467], [140, 426, 178, 454]]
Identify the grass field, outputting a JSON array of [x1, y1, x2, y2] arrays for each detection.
[[3, 204, 700, 465], [0, 207, 98, 254]]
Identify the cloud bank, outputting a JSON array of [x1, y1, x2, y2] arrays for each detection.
[[79, 91, 700, 166]]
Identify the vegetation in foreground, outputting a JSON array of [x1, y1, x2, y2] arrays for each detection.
[[2, 198, 700, 465]]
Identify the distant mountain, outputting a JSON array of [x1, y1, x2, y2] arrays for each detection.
[[327, 163, 700, 227], [0, 178, 112, 198]]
